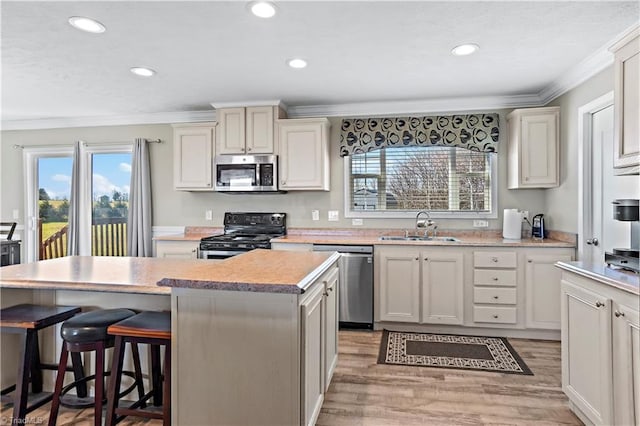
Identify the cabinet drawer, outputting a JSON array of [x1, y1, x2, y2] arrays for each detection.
[[473, 251, 517, 268], [473, 269, 517, 286], [473, 306, 517, 324], [473, 287, 517, 305]]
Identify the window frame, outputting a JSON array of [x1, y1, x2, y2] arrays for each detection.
[[343, 148, 498, 219]]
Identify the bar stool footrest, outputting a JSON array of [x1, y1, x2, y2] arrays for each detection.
[[58, 370, 139, 409]]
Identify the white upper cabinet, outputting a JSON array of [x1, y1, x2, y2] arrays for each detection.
[[216, 106, 283, 155], [173, 122, 216, 191], [277, 118, 331, 191], [611, 28, 640, 174], [507, 106, 560, 188]]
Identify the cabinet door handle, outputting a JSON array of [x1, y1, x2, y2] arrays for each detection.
[[492, 277, 499, 281], [595, 301, 605, 308], [328, 287, 334, 292], [528, 260, 533, 263], [493, 315, 499, 319], [191, 249, 196, 252], [415, 257, 420, 261], [493, 296, 499, 299], [614, 311, 625, 318], [491, 257, 498, 263], [247, 147, 252, 152]]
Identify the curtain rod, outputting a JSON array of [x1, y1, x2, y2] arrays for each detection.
[[13, 139, 162, 149]]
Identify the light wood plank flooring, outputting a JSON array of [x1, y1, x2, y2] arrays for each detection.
[[1, 330, 581, 425]]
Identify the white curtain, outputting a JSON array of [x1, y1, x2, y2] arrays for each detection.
[[66, 141, 81, 255], [127, 138, 153, 257]]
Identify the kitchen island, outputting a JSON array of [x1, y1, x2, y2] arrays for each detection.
[[0, 250, 341, 426]]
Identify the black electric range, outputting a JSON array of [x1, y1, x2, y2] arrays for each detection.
[[198, 212, 286, 259]]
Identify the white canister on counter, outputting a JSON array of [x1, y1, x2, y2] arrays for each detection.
[[503, 209, 522, 240]]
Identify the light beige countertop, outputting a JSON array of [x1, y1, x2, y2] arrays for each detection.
[[155, 227, 576, 248], [556, 261, 639, 295], [273, 231, 576, 248], [0, 250, 340, 295], [158, 249, 340, 294]]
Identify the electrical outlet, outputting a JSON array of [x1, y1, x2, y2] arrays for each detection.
[[205, 210, 213, 221], [12, 209, 19, 219], [311, 210, 320, 221], [522, 211, 529, 222], [352, 218, 363, 226], [473, 219, 489, 228], [328, 210, 339, 221]]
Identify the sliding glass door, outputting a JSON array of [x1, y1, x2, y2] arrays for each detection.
[[24, 144, 132, 261]]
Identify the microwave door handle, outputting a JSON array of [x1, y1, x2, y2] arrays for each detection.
[[255, 164, 260, 186]]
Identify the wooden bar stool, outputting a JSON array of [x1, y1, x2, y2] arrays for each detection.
[[105, 311, 171, 426], [48, 308, 137, 426], [0, 304, 81, 424]]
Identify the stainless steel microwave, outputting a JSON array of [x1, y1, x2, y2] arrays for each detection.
[[214, 155, 278, 192]]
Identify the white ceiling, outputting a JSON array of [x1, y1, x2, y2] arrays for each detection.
[[2, 1, 639, 128]]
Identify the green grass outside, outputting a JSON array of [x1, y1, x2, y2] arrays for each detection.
[[41, 221, 67, 241]]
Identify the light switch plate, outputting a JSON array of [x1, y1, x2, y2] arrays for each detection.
[[312, 210, 320, 221], [328, 210, 339, 221], [473, 219, 489, 228], [205, 210, 213, 221]]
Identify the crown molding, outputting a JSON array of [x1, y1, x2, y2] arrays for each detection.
[[286, 94, 545, 118], [537, 40, 614, 105], [2, 110, 216, 131], [210, 100, 286, 109]]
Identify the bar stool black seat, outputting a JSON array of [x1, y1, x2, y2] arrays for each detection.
[[48, 308, 137, 426], [105, 311, 172, 426], [0, 304, 81, 424]]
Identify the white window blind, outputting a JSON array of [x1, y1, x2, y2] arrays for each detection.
[[349, 146, 493, 213]]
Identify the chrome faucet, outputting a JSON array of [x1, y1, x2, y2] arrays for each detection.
[[415, 211, 437, 238]]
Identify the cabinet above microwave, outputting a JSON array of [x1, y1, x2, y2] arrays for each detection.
[[215, 105, 286, 155]]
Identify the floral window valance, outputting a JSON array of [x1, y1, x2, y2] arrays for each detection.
[[339, 113, 500, 156]]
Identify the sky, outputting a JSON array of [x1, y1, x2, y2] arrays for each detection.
[[39, 153, 132, 200]]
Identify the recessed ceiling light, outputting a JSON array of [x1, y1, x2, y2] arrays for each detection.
[[130, 67, 156, 77], [287, 58, 307, 69], [451, 43, 480, 56], [249, 1, 277, 18], [68, 16, 106, 34]]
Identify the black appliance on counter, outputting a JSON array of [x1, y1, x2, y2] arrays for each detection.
[[605, 199, 639, 273], [198, 212, 286, 260], [531, 214, 545, 239]]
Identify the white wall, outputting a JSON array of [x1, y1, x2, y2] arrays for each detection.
[[1, 112, 549, 232], [545, 66, 616, 233]]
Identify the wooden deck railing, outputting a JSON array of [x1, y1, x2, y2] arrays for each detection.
[[39, 222, 68, 260], [91, 217, 127, 256], [39, 217, 127, 259]]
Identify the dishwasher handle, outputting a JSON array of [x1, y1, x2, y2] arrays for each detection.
[[312, 244, 373, 254]]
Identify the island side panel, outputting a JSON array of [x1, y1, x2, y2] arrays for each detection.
[[172, 288, 300, 426]]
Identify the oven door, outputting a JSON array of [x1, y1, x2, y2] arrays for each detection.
[[198, 249, 247, 261]]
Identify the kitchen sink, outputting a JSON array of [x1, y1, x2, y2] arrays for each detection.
[[379, 236, 460, 242]]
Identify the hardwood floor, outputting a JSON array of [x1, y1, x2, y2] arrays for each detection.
[[1, 330, 581, 425], [317, 330, 582, 426]]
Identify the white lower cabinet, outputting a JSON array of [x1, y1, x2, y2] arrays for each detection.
[[378, 247, 420, 322], [560, 269, 640, 425], [323, 268, 339, 391], [525, 252, 573, 329], [612, 301, 640, 426], [301, 283, 324, 426], [421, 252, 464, 325], [377, 246, 463, 325], [154, 240, 199, 259]]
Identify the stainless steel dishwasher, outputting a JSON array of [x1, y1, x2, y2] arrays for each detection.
[[312, 244, 373, 329]]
